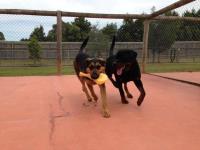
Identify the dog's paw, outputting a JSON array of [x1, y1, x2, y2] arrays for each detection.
[[137, 96, 144, 106], [93, 95, 98, 101], [83, 101, 92, 107], [102, 110, 111, 118], [92, 101, 98, 107], [121, 98, 129, 104], [83, 102, 90, 107], [127, 94, 133, 99], [88, 97, 92, 102]]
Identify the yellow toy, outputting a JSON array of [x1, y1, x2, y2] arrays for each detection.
[[79, 72, 108, 85]]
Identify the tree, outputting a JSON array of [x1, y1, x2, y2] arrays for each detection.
[[46, 21, 82, 42], [46, 24, 56, 41], [197, 9, 200, 17], [101, 23, 117, 40], [87, 27, 109, 57], [0, 32, 5, 40], [63, 22, 81, 42], [177, 9, 200, 41], [21, 38, 29, 41], [117, 18, 134, 42], [134, 19, 144, 41], [148, 11, 180, 63], [28, 36, 42, 65], [30, 25, 46, 41], [151, 6, 156, 13], [72, 17, 91, 40], [117, 18, 143, 42]]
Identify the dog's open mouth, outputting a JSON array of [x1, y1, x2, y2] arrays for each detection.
[[116, 66, 125, 76]]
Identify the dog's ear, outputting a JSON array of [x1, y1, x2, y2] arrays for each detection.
[[86, 58, 93, 66], [130, 51, 137, 59], [98, 58, 106, 66]]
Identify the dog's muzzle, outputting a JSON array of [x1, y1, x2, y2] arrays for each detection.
[[91, 70, 99, 79]]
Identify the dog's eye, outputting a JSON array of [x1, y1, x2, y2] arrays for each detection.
[[89, 66, 94, 70], [96, 65, 101, 70]]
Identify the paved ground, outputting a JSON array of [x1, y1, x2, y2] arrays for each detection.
[[0, 74, 200, 150], [153, 72, 200, 84]]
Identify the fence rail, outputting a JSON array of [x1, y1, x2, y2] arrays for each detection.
[[1, 8, 200, 21], [0, 0, 200, 73]]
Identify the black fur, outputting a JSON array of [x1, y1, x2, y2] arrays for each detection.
[[74, 37, 90, 74], [105, 36, 145, 106]]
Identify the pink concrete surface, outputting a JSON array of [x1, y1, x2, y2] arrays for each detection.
[[153, 72, 200, 84], [0, 75, 200, 150]]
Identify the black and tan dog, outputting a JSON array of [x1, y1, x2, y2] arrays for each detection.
[[105, 36, 145, 106], [74, 37, 110, 118]]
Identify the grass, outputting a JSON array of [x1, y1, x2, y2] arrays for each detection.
[[0, 59, 74, 66], [0, 63, 199, 76], [0, 66, 75, 76], [146, 63, 200, 73]]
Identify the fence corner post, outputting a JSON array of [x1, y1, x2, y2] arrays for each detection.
[[56, 11, 62, 75], [142, 20, 150, 73]]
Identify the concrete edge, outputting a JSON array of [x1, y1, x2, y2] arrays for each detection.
[[146, 73, 200, 87]]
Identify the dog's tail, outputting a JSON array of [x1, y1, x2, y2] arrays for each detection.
[[109, 35, 115, 56], [79, 36, 89, 53]]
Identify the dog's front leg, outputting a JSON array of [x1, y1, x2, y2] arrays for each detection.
[[87, 83, 98, 102], [80, 77, 92, 102], [99, 84, 110, 118], [108, 76, 118, 88]]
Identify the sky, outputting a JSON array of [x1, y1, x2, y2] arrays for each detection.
[[0, 0, 179, 14], [0, 0, 199, 41]]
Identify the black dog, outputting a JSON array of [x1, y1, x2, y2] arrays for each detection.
[[74, 37, 110, 118], [105, 36, 145, 106]]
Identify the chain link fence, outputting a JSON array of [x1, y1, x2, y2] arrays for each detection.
[[148, 19, 200, 63], [148, 0, 200, 64], [0, 0, 200, 75], [0, 14, 57, 68], [0, 16, 145, 67]]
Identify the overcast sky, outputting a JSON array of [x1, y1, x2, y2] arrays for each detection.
[[0, 0, 199, 41], [0, 0, 179, 14]]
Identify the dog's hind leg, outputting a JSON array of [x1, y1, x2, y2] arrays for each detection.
[[133, 79, 145, 106], [124, 83, 133, 98], [118, 82, 129, 104]]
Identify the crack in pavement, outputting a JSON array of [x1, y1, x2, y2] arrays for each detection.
[[57, 92, 70, 117], [49, 104, 56, 150], [48, 92, 70, 150]]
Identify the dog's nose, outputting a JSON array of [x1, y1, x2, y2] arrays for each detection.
[[91, 71, 99, 79]]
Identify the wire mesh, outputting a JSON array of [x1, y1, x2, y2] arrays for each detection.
[[0, 0, 200, 75], [61, 17, 144, 66], [148, 0, 200, 64], [0, 14, 57, 67]]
